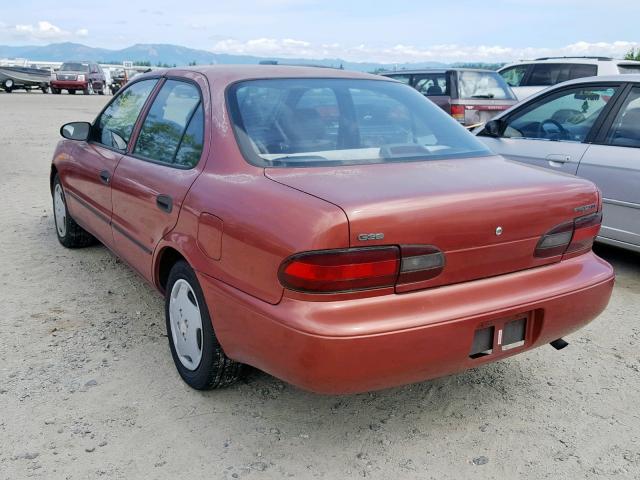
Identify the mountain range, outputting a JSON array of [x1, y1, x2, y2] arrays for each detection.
[[0, 42, 459, 72]]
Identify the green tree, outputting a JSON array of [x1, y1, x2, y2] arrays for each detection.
[[625, 48, 640, 61]]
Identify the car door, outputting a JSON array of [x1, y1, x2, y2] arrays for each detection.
[[109, 74, 208, 279], [413, 72, 450, 112], [479, 83, 622, 176], [578, 84, 640, 248], [61, 79, 159, 244]]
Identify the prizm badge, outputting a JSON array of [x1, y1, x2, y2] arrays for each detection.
[[574, 203, 597, 213], [358, 233, 384, 241]]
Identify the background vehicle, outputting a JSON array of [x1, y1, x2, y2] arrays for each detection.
[[477, 75, 640, 253], [51, 61, 106, 95], [499, 57, 640, 100], [0, 65, 50, 93], [109, 68, 147, 94], [380, 68, 517, 127], [50, 66, 613, 394]]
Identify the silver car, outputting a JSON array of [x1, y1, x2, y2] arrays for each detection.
[[477, 75, 640, 252]]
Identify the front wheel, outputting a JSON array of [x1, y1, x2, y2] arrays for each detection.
[[165, 261, 242, 390], [52, 175, 96, 248], [84, 82, 94, 95]]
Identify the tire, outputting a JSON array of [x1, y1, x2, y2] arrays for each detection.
[[52, 175, 96, 248], [68, 90, 76, 95], [165, 260, 242, 390], [52, 88, 61, 94], [84, 83, 94, 95], [98, 89, 105, 95]]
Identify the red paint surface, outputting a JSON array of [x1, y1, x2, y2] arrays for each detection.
[[51, 66, 615, 393]]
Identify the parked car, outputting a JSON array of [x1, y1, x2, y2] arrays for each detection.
[[477, 75, 640, 253], [50, 66, 613, 394], [51, 61, 106, 95], [380, 68, 517, 127], [499, 56, 640, 100], [109, 68, 147, 94]]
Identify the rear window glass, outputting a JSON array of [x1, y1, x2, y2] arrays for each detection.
[[618, 64, 640, 74], [60, 62, 89, 72], [227, 78, 491, 167], [457, 71, 515, 100], [527, 63, 597, 86]]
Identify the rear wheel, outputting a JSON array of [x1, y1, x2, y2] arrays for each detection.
[[52, 88, 61, 94], [52, 175, 96, 248], [68, 90, 76, 95], [165, 261, 242, 390]]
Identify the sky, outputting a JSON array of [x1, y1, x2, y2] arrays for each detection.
[[1, 0, 639, 63]]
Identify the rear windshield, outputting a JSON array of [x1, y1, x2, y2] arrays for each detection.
[[227, 78, 491, 167], [60, 62, 89, 72], [457, 71, 515, 100], [618, 64, 640, 74]]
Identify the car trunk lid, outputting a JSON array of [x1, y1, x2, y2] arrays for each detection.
[[265, 155, 599, 292]]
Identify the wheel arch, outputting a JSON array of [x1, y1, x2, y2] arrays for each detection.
[[50, 164, 58, 195], [155, 245, 188, 294]]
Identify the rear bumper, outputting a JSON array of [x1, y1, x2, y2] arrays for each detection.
[[51, 80, 88, 90], [198, 252, 614, 394]]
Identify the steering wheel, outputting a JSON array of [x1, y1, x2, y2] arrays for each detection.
[[537, 119, 569, 140]]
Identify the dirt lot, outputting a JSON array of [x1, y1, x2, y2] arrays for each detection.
[[0, 91, 639, 480]]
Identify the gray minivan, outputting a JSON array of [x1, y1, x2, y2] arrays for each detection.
[[381, 68, 517, 127]]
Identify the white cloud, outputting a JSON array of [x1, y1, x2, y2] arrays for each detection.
[[2, 21, 89, 42], [212, 38, 640, 63]]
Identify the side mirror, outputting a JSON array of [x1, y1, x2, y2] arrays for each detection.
[[482, 119, 504, 138], [60, 122, 91, 141]]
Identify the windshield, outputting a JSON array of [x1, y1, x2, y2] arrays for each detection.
[[60, 62, 90, 72], [457, 71, 515, 100], [227, 78, 491, 167]]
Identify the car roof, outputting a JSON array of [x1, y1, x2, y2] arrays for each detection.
[[553, 74, 640, 86], [500, 57, 640, 70], [380, 68, 497, 75], [138, 65, 390, 85]]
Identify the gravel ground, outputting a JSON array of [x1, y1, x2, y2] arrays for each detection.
[[1, 91, 639, 480]]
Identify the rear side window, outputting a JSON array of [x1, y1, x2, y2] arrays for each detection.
[[527, 63, 597, 86], [606, 87, 640, 148], [618, 64, 640, 74], [500, 65, 529, 87], [227, 78, 491, 167], [413, 73, 448, 96], [93, 79, 158, 150], [134, 80, 203, 166], [386, 74, 411, 85]]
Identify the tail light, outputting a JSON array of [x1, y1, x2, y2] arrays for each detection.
[[279, 245, 445, 294], [451, 105, 465, 123], [535, 211, 602, 259]]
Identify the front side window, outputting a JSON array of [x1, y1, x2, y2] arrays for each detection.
[[134, 80, 203, 166], [503, 85, 617, 142], [606, 87, 640, 148], [227, 78, 491, 167], [457, 71, 515, 100], [413, 73, 448, 96], [93, 79, 158, 150], [500, 65, 528, 87]]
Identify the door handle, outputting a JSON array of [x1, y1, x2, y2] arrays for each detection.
[[99, 170, 111, 184], [546, 154, 571, 167], [156, 194, 173, 213]]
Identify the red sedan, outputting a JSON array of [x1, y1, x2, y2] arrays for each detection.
[[50, 66, 614, 394]]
